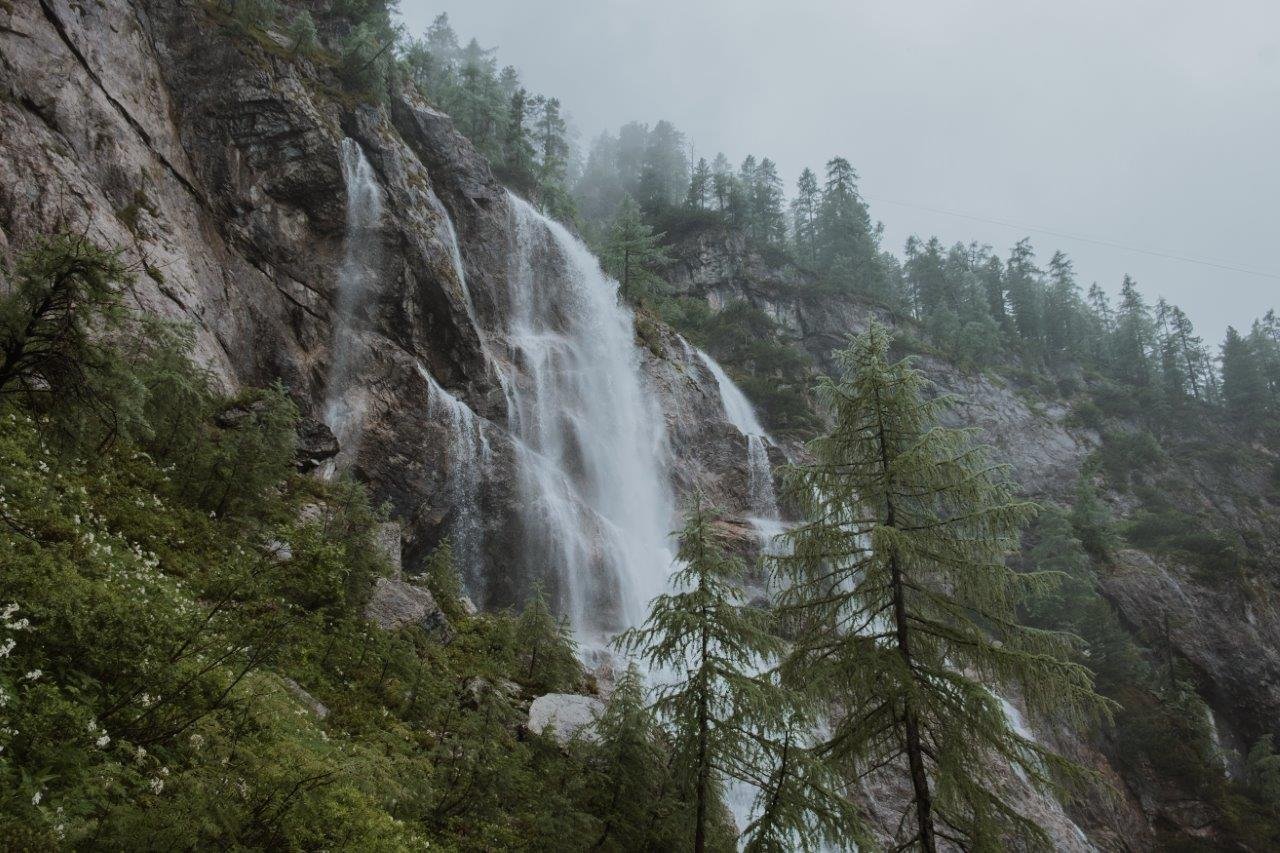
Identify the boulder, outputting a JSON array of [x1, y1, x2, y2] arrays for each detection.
[[280, 676, 329, 720], [364, 576, 453, 642], [527, 693, 604, 745]]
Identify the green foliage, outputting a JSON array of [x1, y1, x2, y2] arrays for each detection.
[[1097, 428, 1164, 485], [774, 323, 1111, 850], [1069, 473, 1120, 559], [233, 0, 278, 31], [513, 583, 580, 694], [286, 9, 318, 55], [1245, 736, 1280, 807], [1123, 507, 1242, 578], [600, 195, 672, 305], [0, 235, 130, 422], [618, 501, 857, 852], [339, 22, 397, 100], [2, 234, 780, 850], [422, 537, 466, 620], [401, 14, 576, 221]]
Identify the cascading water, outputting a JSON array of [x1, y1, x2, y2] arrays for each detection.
[[323, 138, 384, 466], [502, 194, 676, 646], [416, 364, 492, 587], [693, 348, 784, 545]]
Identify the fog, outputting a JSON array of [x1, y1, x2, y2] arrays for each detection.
[[400, 1, 1280, 342]]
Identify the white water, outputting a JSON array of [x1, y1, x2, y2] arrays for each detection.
[[416, 363, 492, 587], [694, 349, 783, 545], [502, 194, 676, 645], [323, 138, 384, 467]]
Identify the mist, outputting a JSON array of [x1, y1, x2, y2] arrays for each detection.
[[399, 0, 1280, 342]]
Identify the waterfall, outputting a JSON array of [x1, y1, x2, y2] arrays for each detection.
[[323, 138, 384, 465], [694, 349, 783, 544], [502, 194, 676, 645], [416, 364, 492, 589]]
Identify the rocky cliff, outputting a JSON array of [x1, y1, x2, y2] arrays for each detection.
[[0, 0, 766, 614], [4, 2, 1277, 849]]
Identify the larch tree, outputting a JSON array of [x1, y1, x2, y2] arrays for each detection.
[[773, 322, 1111, 852], [617, 502, 858, 853]]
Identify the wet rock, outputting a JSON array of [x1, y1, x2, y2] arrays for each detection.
[[527, 693, 604, 745], [295, 417, 339, 472]]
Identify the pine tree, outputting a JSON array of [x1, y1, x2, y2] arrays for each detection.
[[286, 10, 317, 55], [751, 158, 787, 245], [617, 502, 856, 853], [422, 538, 466, 621], [1221, 325, 1269, 436], [773, 323, 1110, 851], [1044, 251, 1084, 361], [638, 120, 689, 213], [711, 153, 734, 212], [790, 168, 820, 266], [500, 88, 537, 188], [815, 157, 884, 297], [588, 663, 676, 851], [686, 157, 712, 210], [515, 582, 580, 693], [600, 195, 672, 305], [1112, 275, 1155, 387], [1004, 238, 1043, 352]]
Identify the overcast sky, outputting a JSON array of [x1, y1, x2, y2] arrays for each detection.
[[400, 1, 1279, 342]]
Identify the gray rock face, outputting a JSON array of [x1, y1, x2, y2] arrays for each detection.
[[527, 693, 604, 745]]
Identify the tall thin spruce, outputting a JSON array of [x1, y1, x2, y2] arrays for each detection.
[[773, 322, 1112, 850]]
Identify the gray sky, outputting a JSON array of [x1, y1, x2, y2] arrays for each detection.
[[400, 1, 1280, 343]]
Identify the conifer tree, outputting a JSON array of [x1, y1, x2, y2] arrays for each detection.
[[774, 323, 1110, 851], [618, 502, 856, 853], [600, 196, 672, 305], [1004, 238, 1044, 352], [1044, 251, 1084, 361], [790, 168, 820, 266], [286, 10, 317, 55], [422, 538, 466, 621], [815, 157, 883, 297], [638, 120, 689, 213], [686, 157, 713, 210], [711, 153, 734, 212], [500, 87, 537, 188], [588, 663, 678, 851], [515, 582, 580, 693], [1112, 275, 1156, 387], [751, 158, 787, 245], [1221, 325, 1270, 436]]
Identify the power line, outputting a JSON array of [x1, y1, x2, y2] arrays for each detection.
[[864, 195, 1280, 281]]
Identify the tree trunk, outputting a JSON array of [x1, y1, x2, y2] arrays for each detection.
[[876, 384, 937, 853]]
